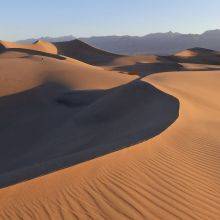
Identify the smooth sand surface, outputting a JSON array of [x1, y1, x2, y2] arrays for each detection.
[[0, 70, 219, 219], [0, 40, 58, 54], [0, 50, 136, 97]]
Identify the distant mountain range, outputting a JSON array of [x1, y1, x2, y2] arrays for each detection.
[[17, 35, 75, 44], [17, 29, 220, 55]]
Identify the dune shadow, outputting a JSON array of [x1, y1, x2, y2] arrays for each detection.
[[0, 80, 179, 188], [113, 62, 183, 77], [54, 39, 124, 65]]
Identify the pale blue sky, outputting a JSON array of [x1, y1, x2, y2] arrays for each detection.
[[1, 0, 220, 41]]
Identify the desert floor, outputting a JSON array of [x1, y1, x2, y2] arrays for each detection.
[[0, 40, 219, 219]]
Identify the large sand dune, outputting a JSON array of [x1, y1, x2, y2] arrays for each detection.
[[0, 46, 179, 187], [0, 41, 220, 219], [0, 50, 136, 97], [0, 70, 219, 219], [0, 79, 179, 187]]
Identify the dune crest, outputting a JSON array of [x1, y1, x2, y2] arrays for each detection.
[[0, 50, 137, 97], [174, 49, 198, 58], [54, 39, 123, 65], [0, 40, 57, 54]]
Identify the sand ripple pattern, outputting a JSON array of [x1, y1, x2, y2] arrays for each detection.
[[0, 71, 220, 219]]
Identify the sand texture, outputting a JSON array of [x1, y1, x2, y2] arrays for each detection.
[[0, 41, 220, 219]]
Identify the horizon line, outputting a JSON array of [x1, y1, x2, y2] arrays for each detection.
[[10, 28, 220, 42]]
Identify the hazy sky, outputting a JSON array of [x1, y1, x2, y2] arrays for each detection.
[[1, 0, 220, 41]]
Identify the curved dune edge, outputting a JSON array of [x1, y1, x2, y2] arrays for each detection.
[[0, 80, 179, 187], [0, 40, 58, 54], [0, 71, 220, 219], [54, 39, 123, 66]]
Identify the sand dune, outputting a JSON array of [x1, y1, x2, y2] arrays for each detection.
[[0, 41, 178, 187], [174, 49, 198, 58], [174, 47, 218, 58], [53, 40, 220, 77], [54, 39, 123, 66], [108, 48, 220, 75], [0, 71, 219, 219], [0, 40, 58, 54], [0, 40, 220, 219], [53, 39, 183, 76], [0, 79, 178, 187], [169, 47, 220, 65], [0, 50, 136, 97], [180, 62, 220, 71]]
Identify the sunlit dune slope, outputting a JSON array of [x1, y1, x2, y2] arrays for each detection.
[[0, 71, 219, 219], [169, 47, 220, 65], [0, 50, 136, 97], [0, 40, 58, 54], [175, 48, 217, 58]]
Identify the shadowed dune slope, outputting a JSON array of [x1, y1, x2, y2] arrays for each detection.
[[113, 61, 183, 77], [54, 39, 123, 65], [0, 80, 179, 187], [0, 71, 219, 219], [0, 49, 179, 187]]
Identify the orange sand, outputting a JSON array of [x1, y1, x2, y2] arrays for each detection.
[[0, 51, 136, 97], [0, 40, 58, 54], [0, 41, 220, 219], [0, 70, 219, 219], [174, 50, 198, 58]]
